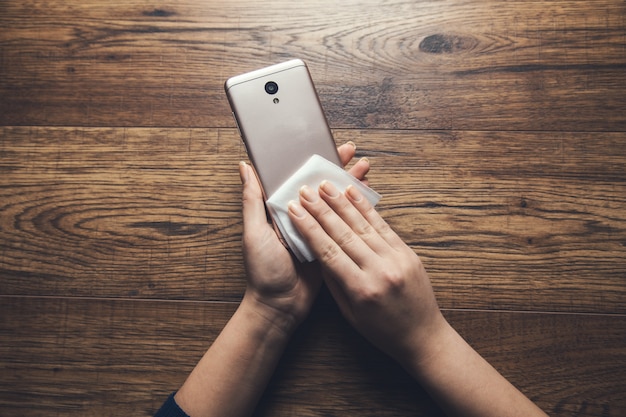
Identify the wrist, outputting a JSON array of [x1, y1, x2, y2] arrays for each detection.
[[397, 313, 456, 377], [240, 291, 302, 339]]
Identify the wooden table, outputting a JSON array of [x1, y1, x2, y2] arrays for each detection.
[[1, 1, 625, 416]]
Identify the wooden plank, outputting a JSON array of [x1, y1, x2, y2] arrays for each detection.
[[0, 127, 248, 301], [0, 296, 623, 417], [2, 127, 625, 313], [1, 0, 625, 130]]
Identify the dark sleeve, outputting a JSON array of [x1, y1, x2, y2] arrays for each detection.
[[154, 392, 190, 417]]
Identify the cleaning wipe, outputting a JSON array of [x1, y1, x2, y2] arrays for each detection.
[[266, 154, 382, 262]]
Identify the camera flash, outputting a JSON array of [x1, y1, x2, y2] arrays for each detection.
[[273, 98, 279, 104]]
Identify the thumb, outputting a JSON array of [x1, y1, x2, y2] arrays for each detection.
[[239, 161, 268, 230]]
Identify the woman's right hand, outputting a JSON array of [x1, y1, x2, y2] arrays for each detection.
[[288, 180, 448, 365], [289, 180, 550, 417]]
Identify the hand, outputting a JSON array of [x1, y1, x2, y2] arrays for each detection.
[[239, 142, 370, 335], [287, 181, 446, 364]]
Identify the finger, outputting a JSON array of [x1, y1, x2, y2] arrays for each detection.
[[318, 181, 391, 257], [297, 184, 379, 267], [239, 162, 271, 234], [288, 199, 362, 281], [347, 157, 370, 184], [345, 184, 405, 249], [337, 141, 357, 167]]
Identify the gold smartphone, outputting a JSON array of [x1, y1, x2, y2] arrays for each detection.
[[225, 59, 341, 199]]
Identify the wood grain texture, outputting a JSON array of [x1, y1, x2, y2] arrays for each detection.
[[0, 296, 624, 417], [1, 0, 625, 415], [1, 0, 625, 130], [0, 127, 247, 301], [2, 127, 624, 313]]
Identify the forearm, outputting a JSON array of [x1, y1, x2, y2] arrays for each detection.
[[405, 320, 548, 417], [174, 294, 294, 417]]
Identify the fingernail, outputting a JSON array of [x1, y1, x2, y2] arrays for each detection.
[[288, 201, 306, 218], [300, 185, 319, 203], [347, 141, 356, 150], [320, 180, 340, 197], [359, 156, 370, 164], [239, 161, 249, 184], [346, 185, 363, 202]]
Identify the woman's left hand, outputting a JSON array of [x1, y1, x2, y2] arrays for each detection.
[[239, 142, 370, 334]]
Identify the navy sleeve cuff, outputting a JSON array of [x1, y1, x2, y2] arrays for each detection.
[[154, 392, 190, 417]]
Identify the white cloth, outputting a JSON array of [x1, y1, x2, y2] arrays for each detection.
[[266, 154, 382, 262]]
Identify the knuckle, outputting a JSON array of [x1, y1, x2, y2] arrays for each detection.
[[241, 188, 255, 206], [318, 241, 342, 264], [382, 269, 406, 292], [314, 203, 334, 221], [373, 215, 393, 235], [299, 216, 323, 240], [379, 221, 393, 235], [335, 228, 357, 248], [356, 268, 406, 305], [356, 221, 376, 239]]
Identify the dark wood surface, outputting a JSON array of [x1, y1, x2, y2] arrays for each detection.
[[1, 1, 625, 416]]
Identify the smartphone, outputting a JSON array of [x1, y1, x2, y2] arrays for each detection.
[[224, 59, 340, 199]]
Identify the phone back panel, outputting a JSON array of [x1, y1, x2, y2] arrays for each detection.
[[225, 59, 340, 198]]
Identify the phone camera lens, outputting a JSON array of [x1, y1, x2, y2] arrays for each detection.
[[264, 81, 279, 95]]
